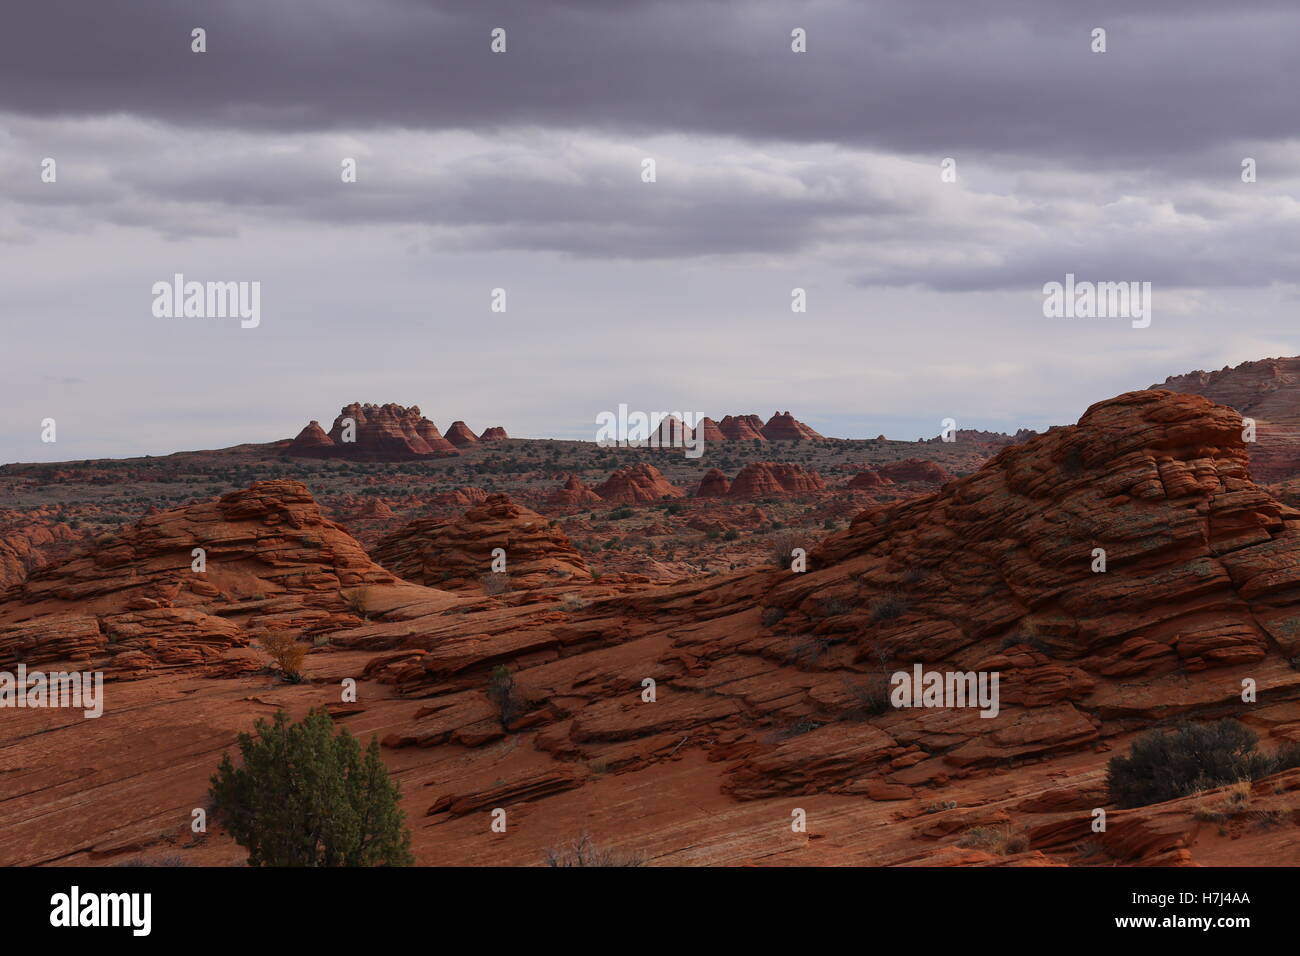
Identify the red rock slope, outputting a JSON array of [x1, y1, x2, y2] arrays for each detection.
[[1155, 356, 1300, 482], [373, 494, 592, 592]]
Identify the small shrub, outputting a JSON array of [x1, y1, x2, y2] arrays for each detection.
[[957, 825, 1027, 855], [259, 631, 307, 682], [770, 531, 802, 569], [487, 665, 523, 728], [1106, 720, 1279, 809], [542, 832, 645, 867], [869, 592, 908, 623], [342, 586, 372, 619], [481, 572, 512, 596]]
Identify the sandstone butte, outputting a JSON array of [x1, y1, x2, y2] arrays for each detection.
[[876, 458, 954, 484], [727, 462, 827, 498], [372, 494, 592, 593], [2, 390, 1299, 867], [846, 467, 894, 489], [478, 427, 509, 441], [593, 463, 686, 504], [444, 421, 480, 448], [288, 403, 460, 460], [1156, 355, 1300, 483], [716, 414, 767, 441], [694, 417, 728, 444], [548, 475, 603, 509], [695, 468, 732, 498], [760, 411, 825, 441]]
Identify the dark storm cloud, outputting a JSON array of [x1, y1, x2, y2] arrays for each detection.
[[3, 0, 1298, 168]]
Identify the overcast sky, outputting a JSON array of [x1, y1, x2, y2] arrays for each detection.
[[2, 0, 1298, 463]]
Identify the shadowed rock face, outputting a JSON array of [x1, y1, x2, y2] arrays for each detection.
[[548, 475, 603, 508], [3, 390, 1299, 867], [1156, 356, 1300, 482], [373, 493, 591, 592]]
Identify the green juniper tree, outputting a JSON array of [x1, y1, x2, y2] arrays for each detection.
[[209, 709, 414, 866]]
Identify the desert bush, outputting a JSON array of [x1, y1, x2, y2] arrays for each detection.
[[481, 572, 512, 596], [542, 832, 645, 867], [259, 631, 307, 682], [342, 586, 372, 619], [1106, 720, 1281, 808], [487, 665, 523, 728], [957, 825, 1028, 855], [769, 530, 803, 569], [209, 709, 414, 867], [868, 592, 908, 623]]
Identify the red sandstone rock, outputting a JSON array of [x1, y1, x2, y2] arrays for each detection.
[[444, 421, 479, 448], [846, 468, 893, 489], [760, 411, 824, 441], [374, 494, 591, 591], [695, 468, 732, 498], [717, 415, 767, 441], [289, 403, 460, 461], [876, 458, 953, 484], [479, 427, 509, 441], [694, 417, 727, 444], [286, 420, 335, 457], [728, 462, 826, 497], [594, 464, 686, 504], [1157, 356, 1300, 482], [549, 475, 603, 508]]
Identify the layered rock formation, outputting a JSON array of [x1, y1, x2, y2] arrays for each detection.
[[373, 494, 591, 592], [548, 475, 603, 509], [444, 422, 480, 448], [0, 481, 421, 677], [288, 404, 459, 460], [593, 464, 686, 504], [694, 417, 727, 444], [479, 427, 509, 441], [876, 458, 953, 484], [761, 411, 824, 441], [846, 467, 893, 489], [6, 390, 1300, 868], [728, 462, 826, 497], [326, 389, 1299, 863], [695, 468, 732, 498], [1156, 356, 1300, 482], [716, 414, 767, 441]]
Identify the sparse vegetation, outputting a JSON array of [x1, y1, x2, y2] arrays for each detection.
[[957, 825, 1028, 855], [542, 832, 645, 867], [868, 592, 908, 623], [1106, 720, 1297, 809], [481, 571, 512, 596], [342, 586, 372, 619], [487, 664, 523, 728], [259, 630, 308, 682], [209, 709, 414, 867]]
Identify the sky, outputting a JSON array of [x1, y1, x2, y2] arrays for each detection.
[[2, 0, 1298, 463]]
